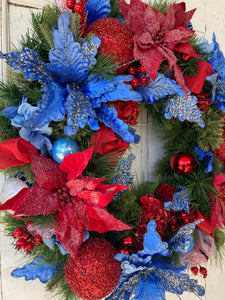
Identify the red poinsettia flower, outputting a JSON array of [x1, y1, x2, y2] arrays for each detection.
[[0, 138, 132, 259], [119, 0, 201, 97]]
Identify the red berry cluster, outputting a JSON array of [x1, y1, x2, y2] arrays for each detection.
[[191, 266, 208, 278], [127, 65, 149, 88], [13, 227, 42, 254], [168, 210, 193, 232], [66, 0, 87, 35]]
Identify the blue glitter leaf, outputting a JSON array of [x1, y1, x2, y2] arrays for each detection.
[[164, 187, 191, 213], [11, 257, 59, 284], [83, 74, 142, 108], [96, 104, 135, 143], [0, 47, 48, 84], [85, 0, 111, 25], [64, 88, 98, 136], [164, 95, 205, 128], [46, 13, 100, 85], [22, 82, 67, 130], [136, 73, 185, 104]]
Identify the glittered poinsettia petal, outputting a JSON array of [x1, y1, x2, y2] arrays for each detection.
[[67, 176, 105, 196], [0, 138, 39, 169], [1, 185, 60, 216], [172, 2, 196, 28], [60, 147, 94, 181], [144, 6, 165, 37], [174, 42, 201, 58], [31, 154, 67, 190], [164, 27, 195, 45], [54, 204, 87, 259], [86, 205, 132, 233]]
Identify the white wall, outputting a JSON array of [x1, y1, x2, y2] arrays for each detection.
[[0, 0, 225, 299]]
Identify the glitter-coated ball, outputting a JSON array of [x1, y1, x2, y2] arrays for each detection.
[[170, 152, 196, 175], [64, 237, 121, 300], [51, 137, 80, 164], [87, 17, 134, 73]]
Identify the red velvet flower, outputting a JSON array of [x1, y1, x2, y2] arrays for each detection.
[[90, 124, 129, 164], [119, 0, 201, 98], [0, 138, 132, 259], [112, 100, 140, 125]]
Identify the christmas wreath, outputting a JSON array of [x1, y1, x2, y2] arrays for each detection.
[[0, 0, 225, 299]]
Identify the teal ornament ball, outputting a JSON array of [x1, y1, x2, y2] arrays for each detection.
[[51, 137, 80, 164], [179, 240, 195, 254]]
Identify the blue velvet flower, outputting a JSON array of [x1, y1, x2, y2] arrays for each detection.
[[195, 144, 214, 173], [0, 13, 142, 143], [164, 186, 191, 213], [107, 220, 205, 300], [85, 0, 111, 25], [206, 34, 225, 112], [1, 96, 52, 155], [11, 257, 59, 284]]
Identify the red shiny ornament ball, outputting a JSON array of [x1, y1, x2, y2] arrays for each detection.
[[13, 227, 24, 238], [66, 0, 75, 9], [74, 2, 85, 15], [170, 152, 196, 175], [130, 77, 139, 88], [33, 235, 43, 245], [64, 237, 121, 300], [87, 18, 134, 73]]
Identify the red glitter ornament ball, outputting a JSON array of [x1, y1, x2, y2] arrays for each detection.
[[87, 18, 134, 73], [64, 237, 121, 300], [170, 152, 196, 175]]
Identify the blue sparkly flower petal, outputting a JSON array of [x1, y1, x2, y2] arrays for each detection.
[[136, 73, 185, 104], [22, 82, 67, 130], [95, 104, 135, 143], [164, 95, 205, 128], [0, 48, 48, 84], [83, 75, 142, 108], [11, 257, 59, 284], [85, 0, 111, 25], [64, 89, 98, 136], [47, 13, 100, 85]]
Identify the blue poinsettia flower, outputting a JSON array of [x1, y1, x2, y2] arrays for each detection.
[[0, 13, 142, 143], [85, 0, 111, 25], [164, 95, 205, 128], [206, 34, 225, 112], [136, 73, 185, 104], [1, 96, 52, 155], [11, 257, 59, 284], [107, 220, 205, 300]]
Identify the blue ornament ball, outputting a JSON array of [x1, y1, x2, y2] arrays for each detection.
[[51, 137, 80, 164], [179, 239, 195, 254]]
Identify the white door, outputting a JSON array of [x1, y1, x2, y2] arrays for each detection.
[[0, 0, 225, 299]]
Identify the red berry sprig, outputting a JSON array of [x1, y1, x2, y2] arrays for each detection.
[[126, 64, 149, 88], [191, 266, 208, 278], [13, 227, 43, 254]]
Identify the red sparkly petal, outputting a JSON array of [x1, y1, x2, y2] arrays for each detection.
[[134, 41, 162, 81], [164, 27, 194, 45], [67, 176, 105, 195], [174, 42, 201, 58], [173, 63, 188, 99], [157, 45, 177, 68], [172, 3, 196, 28], [185, 61, 212, 94], [60, 147, 94, 181], [31, 154, 66, 190], [55, 205, 86, 259], [86, 205, 132, 233], [144, 6, 164, 36], [0, 185, 60, 216], [0, 138, 39, 169], [118, 0, 129, 20]]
